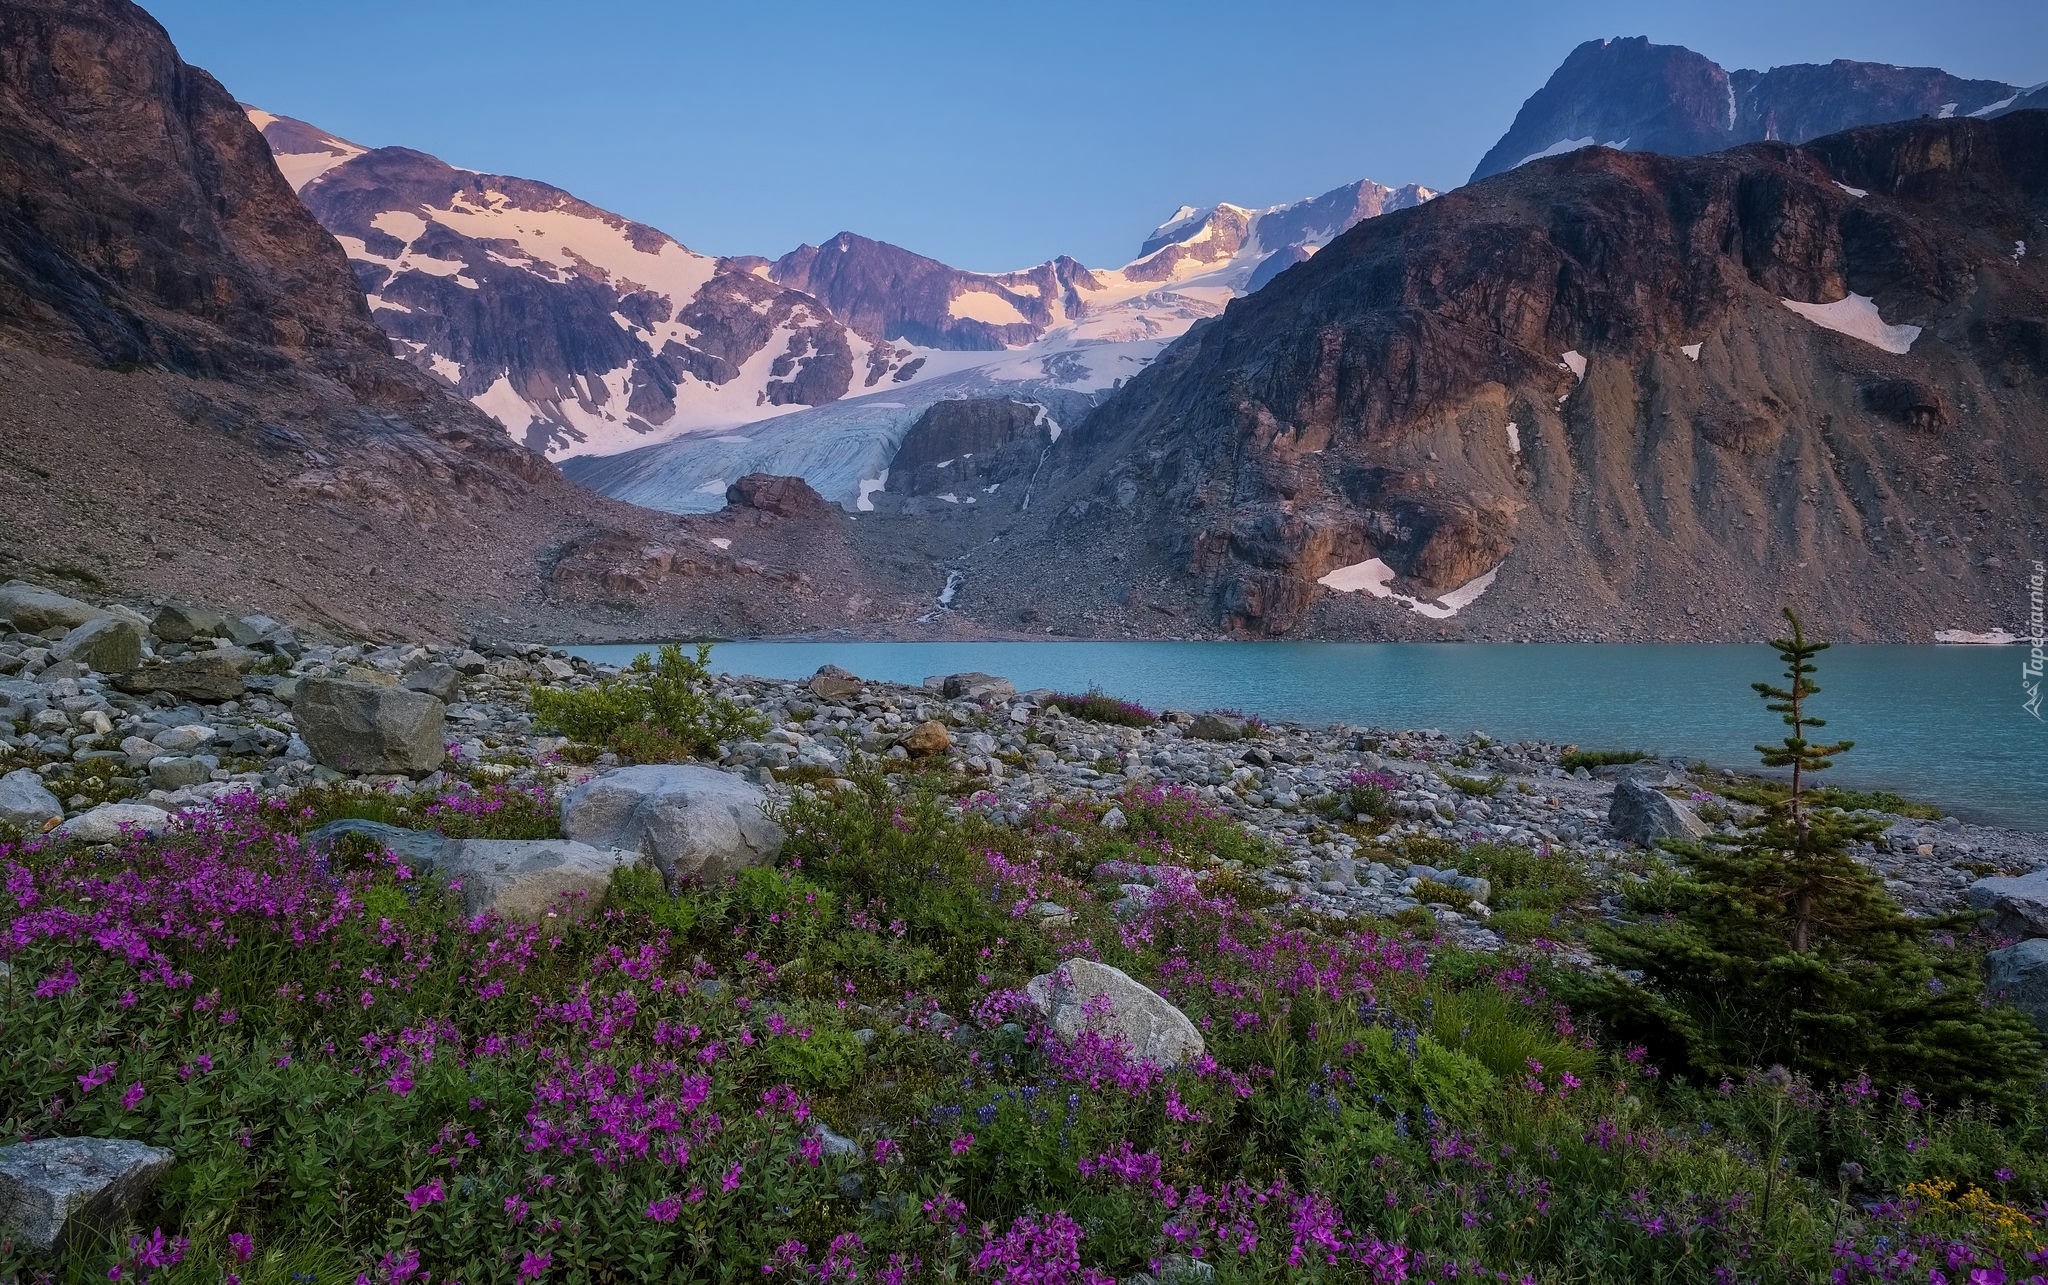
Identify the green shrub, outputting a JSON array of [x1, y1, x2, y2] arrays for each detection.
[[1440, 772, 1504, 796], [1044, 687, 1157, 726], [1488, 907, 1566, 941], [1559, 748, 1650, 772], [1454, 841, 1593, 914], [1410, 877, 1472, 907], [529, 643, 763, 760], [286, 779, 560, 839]]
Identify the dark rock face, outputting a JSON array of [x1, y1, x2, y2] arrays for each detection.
[[770, 233, 1088, 350], [887, 399, 1052, 499], [1473, 38, 2034, 183], [1016, 113, 2048, 640], [0, 0, 389, 375], [724, 474, 832, 519]]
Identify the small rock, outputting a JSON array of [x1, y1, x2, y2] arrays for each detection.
[[147, 757, 211, 791], [1024, 958, 1205, 1068], [900, 721, 950, 757], [0, 768, 63, 832], [940, 672, 1015, 701], [453, 650, 490, 676], [1187, 713, 1247, 742], [150, 602, 224, 643], [0, 1136, 176, 1252], [1100, 806, 1128, 830], [1607, 777, 1709, 846], [113, 654, 244, 703], [808, 665, 862, 701], [560, 764, 784, 885], [295, 677, 447, 774], [810, 1123, 859, 1158], [49, 618, 143, 674], [152, 724, 214, 753], [54, 803, 175, 844], [437, 838, 630, 920], [402, 664, 463, 704]]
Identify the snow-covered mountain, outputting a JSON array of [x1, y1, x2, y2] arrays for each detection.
[[561, 181, 1439, 512], [247, 105, 1434, 499], [1472, 38, 2042, 182], [246, 110, 922, 456]]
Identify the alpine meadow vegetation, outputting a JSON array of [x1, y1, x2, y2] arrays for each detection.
[[0, 626, 2043, 1285]]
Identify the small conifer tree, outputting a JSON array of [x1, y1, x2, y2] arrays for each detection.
[[1581, 610, 2043, 1106]]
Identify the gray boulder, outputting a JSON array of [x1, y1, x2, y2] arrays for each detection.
[[55, 804, 174, 844], [939, 672, 1015, 701], [114, 654, 244, 703], [306, 819, 449, 871], [147, 758, 211, 791], [150, 602, 224, 643], [1024, 958, 1205, 1068], [0, 1137, 176, 1252], [1966, 869, 2048, 938], [1186, 713, 1247, 742], [49, 618, 143, 674], [1985, 938, 2048, 1033], [808, 664, 862, 701], [402, 663, 463, 704], [1607, 777, 1710, 846], [560, 764, 783, 885], [0, 769, 62, 832], [295, 677, 446, 774], [438, 839, 630, 920], [0, 583, 105, 634]]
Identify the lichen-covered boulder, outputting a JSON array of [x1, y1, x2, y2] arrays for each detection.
[[0, 1137, 175, 1251], [1025, 958, 1205, 1068], [1967, 869, 2048, 938], [49, 618, 143, 674], [294, 677, 446, 774], [438, 839, 632, 920], [1986, 938, 2048, 1034], [561, 764, 783, 886], [1607, 777, 1709, 846], [0, 769, 63, 833]]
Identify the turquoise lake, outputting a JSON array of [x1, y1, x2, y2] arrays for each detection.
[[563, 642, 2048, 831]]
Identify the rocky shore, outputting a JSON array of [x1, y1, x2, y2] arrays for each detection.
[[5, 577, 2043, 943]]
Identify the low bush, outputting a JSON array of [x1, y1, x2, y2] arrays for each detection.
[[1044, 687, 1157, 726], [286, 778, 560, 840], [1440, 771, 1505, 796], [1559, 747, 1650, 771], [1320, 768, 1398, 822], [529, 643, 762, 761]]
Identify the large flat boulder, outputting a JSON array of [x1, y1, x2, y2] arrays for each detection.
[[54, 803, 174, 844], [0, 583, 105, 634], [294, 677, 446, 774], [1025, 958, 1205, 1069], [0, 1137, 175, 1252], [0, 769, 62, 833], [1967, 869, 2048, 938], [1607, 777, 1710, 846], [49, 618, 143, 674], [938, 672, 1015, 701], [113, 653, 245, 703], [306, 819, 450, 871], [1986, 938, 2048, 1034], [438, 839, 630, 920], [560, 764, 783, 885]]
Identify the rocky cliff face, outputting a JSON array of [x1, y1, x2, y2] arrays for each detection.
[[995, 112, 2048, 643], [1473, 38, 2039, 182], [0, 0, 931, 644], [881, 399, 1054, 505]]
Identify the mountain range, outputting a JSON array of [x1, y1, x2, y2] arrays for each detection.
[[250, 108, 1434, 492], [4, 2, 2043, 646]]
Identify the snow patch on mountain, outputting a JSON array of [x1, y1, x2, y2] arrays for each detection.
[[1780, 294, 1920, 354]]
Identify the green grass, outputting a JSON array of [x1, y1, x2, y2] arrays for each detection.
[[1709, 775, 1944, 820]]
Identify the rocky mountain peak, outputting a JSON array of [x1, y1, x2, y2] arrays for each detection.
[[1473, 36, 2038, 182]]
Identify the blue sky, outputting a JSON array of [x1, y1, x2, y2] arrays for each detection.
[[145, 0, 2047, 271]]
